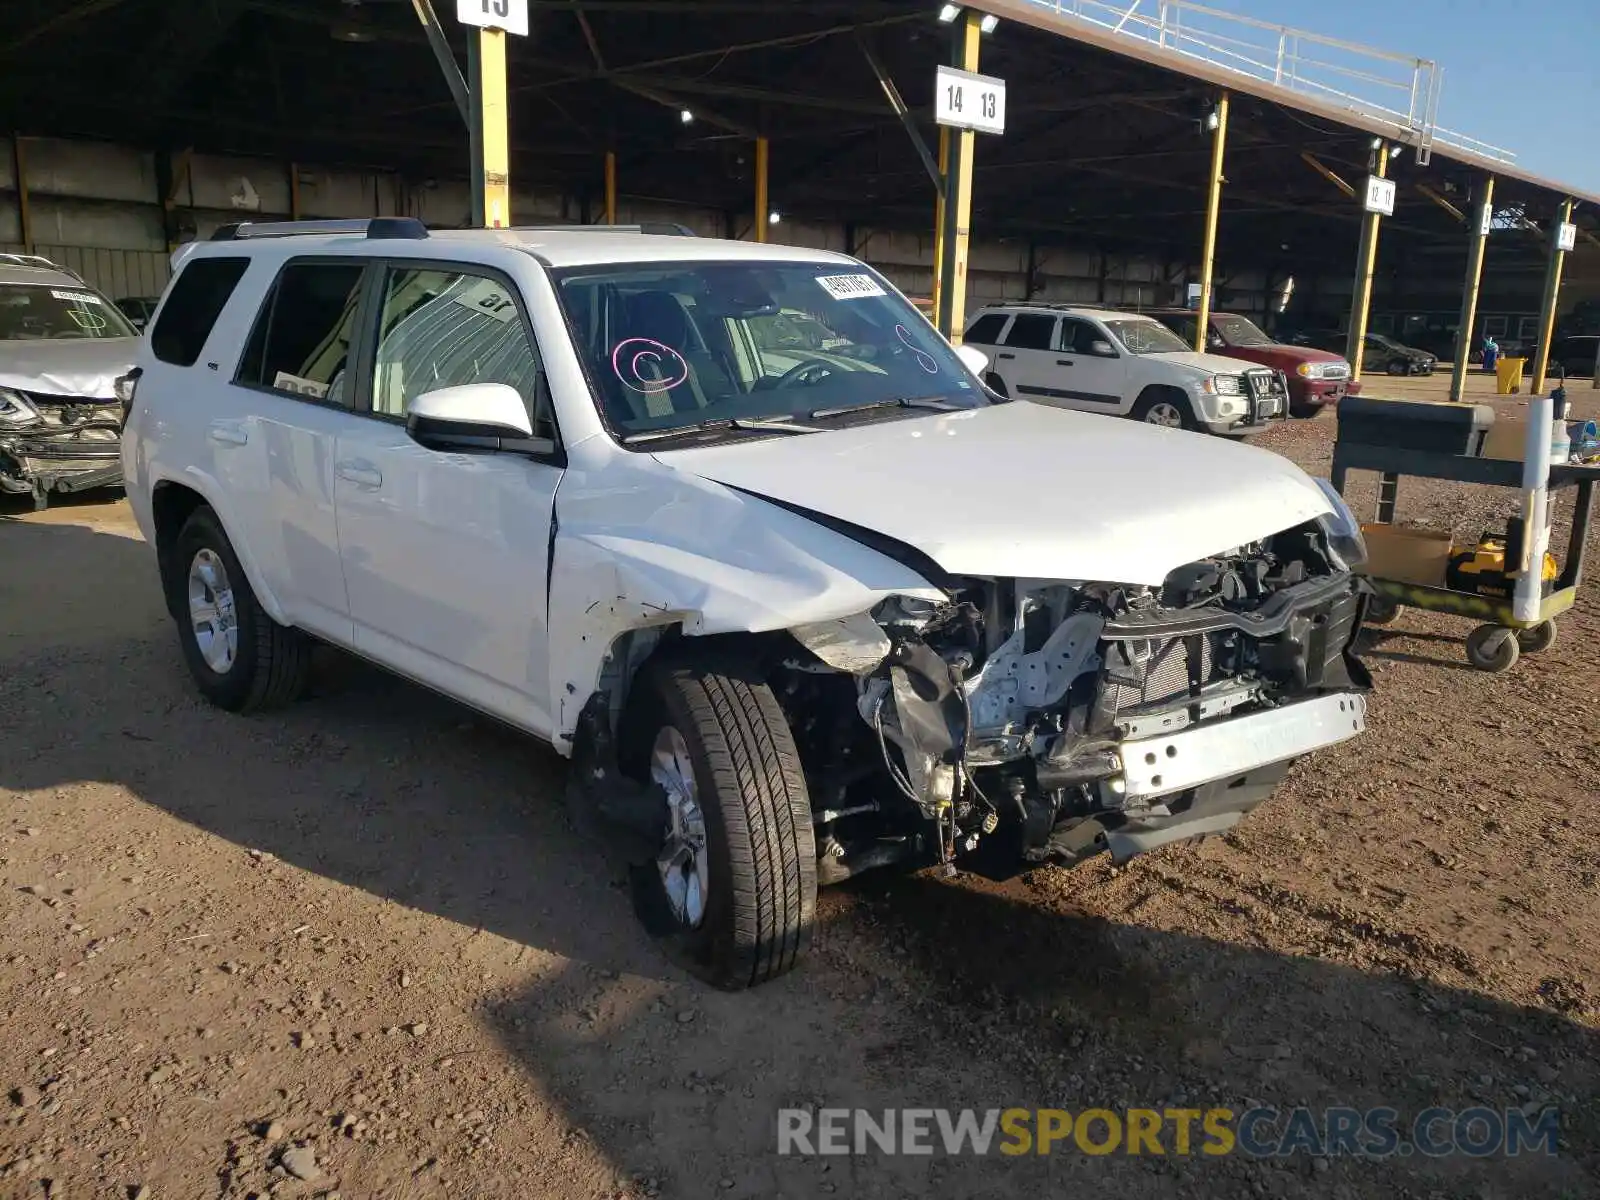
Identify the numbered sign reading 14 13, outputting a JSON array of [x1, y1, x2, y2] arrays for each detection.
[[457, 0, 529, 36], [935, 66, 1007, 136]]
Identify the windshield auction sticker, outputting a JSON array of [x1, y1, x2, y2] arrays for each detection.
[[816, 274, 886, 301], [51, 290, 104, 305]]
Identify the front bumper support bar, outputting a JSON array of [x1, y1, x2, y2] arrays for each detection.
[[1118, 691, 1365, 799]]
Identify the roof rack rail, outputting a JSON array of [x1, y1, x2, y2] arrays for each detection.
[[210, 217, 430, 242], [0, 252, 85, 282], [510, 222, 699, 237]]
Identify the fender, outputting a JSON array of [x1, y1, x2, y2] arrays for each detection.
[[546, 460, 945, 754], [149, 463, 292, 628]]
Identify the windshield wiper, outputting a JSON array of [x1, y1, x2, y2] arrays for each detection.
[[807, 396, 962, 420], [620, 416, 823, 445]]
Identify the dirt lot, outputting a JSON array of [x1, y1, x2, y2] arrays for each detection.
[[1, 373, 1598, 1199]]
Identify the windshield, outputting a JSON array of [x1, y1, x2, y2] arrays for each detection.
[[0, 284, 138, 340], [1213, 314, 1272, 347], [1366, 333, 1402, 350], [551, 261, 983, 440], [1104, 318, 1192, 355]]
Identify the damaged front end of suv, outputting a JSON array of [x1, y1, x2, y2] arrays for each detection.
[[0, 388, 125, 508], [775, 511, 1371, 884]]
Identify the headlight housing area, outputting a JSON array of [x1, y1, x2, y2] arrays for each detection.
[[0, 388, 41, 429], [1201, 374, 1244, 396], [1295, 362, 1314, 378], [1313, 477, 1367, 569]]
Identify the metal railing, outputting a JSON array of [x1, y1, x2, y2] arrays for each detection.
[[1012, 0, 1516, 166]]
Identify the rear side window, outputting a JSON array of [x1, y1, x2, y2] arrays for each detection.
[[1002, 313, 1057, 351], [965, 313, 1008, 345], [237, 262, 367, 404], [150, 257, 249, 366]]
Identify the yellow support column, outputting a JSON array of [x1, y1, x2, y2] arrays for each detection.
[[1346, 147, 1389, 382], [1192, 91, 1230, 352], [1448, 175, 1494, 402], [935, 12, 980, 344], [12, 135, 32, 254], [604, 150, 617, 225], [754, 136, 770, 243], [1531, 197, 1574, 395], [931, 127, 949, 318], [478, 29, 510, 227]]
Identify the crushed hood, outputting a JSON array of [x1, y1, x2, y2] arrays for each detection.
[[0, 337, 140, 400], [657, 402, 1335, 587]]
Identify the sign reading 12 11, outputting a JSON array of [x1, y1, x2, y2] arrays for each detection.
[[935, 66, 1007, 136], [457, 0, 529, 36]]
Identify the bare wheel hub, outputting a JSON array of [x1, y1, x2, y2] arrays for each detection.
[[1145, 401, 1184, 427], [187, 548, 239, 673], [651, 726, 709, 928]]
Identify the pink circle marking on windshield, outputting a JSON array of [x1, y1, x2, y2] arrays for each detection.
[[612, 338, 690, 393]]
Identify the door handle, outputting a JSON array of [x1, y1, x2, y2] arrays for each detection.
[[336, 461, 383, 489], [207, 424, 248, 447], [996, 352, 1016, 360], [1056, 359, 1075, 366]]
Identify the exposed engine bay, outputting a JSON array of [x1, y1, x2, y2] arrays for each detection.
[[0, 391, 124, 508], [777, 517, 1372, 883]]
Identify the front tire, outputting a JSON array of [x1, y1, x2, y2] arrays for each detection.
[[624, 658, 816, 990], [1465, 624, 1519, 673], [169, 506, 310, 713], [1131, 389, 1199, 432]]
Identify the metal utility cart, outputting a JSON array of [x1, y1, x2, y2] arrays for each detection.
[[1331, 397, 1598, 673]]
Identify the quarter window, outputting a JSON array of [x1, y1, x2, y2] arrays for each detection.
[[964, 313, 1008, 345], [151, 257, 249, 366], [368, 266, 552, 438], [237, 262, 366, 403], [1001, 313, 1057, 351]]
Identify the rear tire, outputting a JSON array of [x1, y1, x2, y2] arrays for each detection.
[[623, 657, 816, 990], [1131, 389, 1199, 432], [169, 506, 310, 713]]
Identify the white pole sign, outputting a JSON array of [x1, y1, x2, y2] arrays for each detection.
[[935, 66, 1007, 136], [1557, 221, 1577, 252], [1363, 176, 1396, 216], [1478, 201, 1493, 238], [457, 0, 529, 36]]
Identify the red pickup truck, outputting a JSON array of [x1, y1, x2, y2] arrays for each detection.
[[1146, 310, 1359, 418]]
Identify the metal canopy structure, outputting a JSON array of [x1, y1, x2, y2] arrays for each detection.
[[0, 0, 1591, 275]]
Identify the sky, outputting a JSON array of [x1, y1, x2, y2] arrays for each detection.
[[1204, 0, 1600, 193]]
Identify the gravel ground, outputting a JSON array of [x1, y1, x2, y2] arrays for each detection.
[[1, 372, 1597, 1199]]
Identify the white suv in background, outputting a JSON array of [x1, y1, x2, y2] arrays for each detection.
[[121, 219, 1370, 990], [963, 303, 1288, 436]]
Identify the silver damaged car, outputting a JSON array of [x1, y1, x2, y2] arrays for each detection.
[[0, 254, 139, 509]]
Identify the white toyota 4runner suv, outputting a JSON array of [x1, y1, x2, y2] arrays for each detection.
[[121, 219, 1371, 989], [963, 303, 1289, 435]]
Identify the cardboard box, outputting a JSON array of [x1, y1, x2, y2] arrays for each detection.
[[1481, 414, 1529, 462], [1359, 523, 1452, 587]]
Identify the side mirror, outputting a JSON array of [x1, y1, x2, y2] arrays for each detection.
[[955, 343, 989, 376], [1207, 334, 1224, 349], [1089, 339, 1116, 357], [407, 382, 552, 455]]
